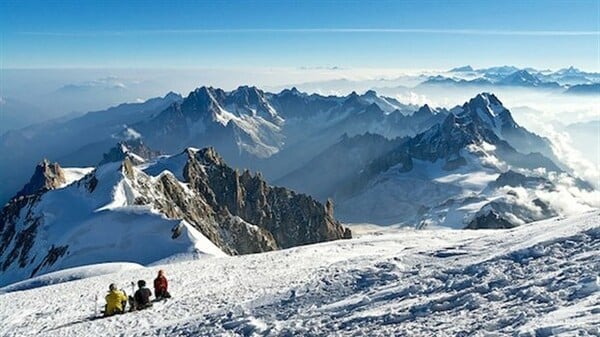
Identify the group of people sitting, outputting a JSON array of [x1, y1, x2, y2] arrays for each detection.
[[104, 269, 172, 316]]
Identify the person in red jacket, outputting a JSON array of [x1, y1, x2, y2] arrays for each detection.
[[154, 269, 171, 299]]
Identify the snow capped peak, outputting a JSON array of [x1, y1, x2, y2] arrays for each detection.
[[437, 96, 506, 146], [468, 93, 503, 115], [0, 145, 350, 286], [500, 70, 542, 86], [231, 85, 263, 101], [556, 66, 581, 75], [356, 90, 411, 114], [164, 91, 182, 100], [411, 93, 516, 155], [462, 92, 513, 130]]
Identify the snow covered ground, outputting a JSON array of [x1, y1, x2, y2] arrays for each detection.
[[0, 211, 598, 336]]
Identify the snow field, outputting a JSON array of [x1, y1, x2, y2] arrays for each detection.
[[0, 211, 598, 336]]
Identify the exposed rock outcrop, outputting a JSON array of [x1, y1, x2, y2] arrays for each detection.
[[99, 139, 161, 165], [183, 147, 351, 250], [15, 159, 66, 198]]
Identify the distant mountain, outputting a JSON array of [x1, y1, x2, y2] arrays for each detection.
[[0, 147, 350, 286], [0, 92, 183, 205], [548, 66, 600, 85], [1, 86, 593, 234], [565, 83, 600, 95], [447, 65, 600, 87], [0, 97, 51, 134], [420, 75, 493, 87], [425, 70, 561, 89], [0, 87, 434, 205], [276, 133, 406, 200], [449, 65, 474, 72], [498, 70, 561, 88], [301, 93, 590, 228]]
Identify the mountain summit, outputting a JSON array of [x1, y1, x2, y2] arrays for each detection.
[[0, 146, 350, 287]]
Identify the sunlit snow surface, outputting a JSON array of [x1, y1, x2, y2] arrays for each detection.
[[0, 161, 225, 287], [1, 211, 598, 336]]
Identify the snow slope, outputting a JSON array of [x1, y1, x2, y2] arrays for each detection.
[[1, 211, 598, 336], [0, 161, 225, 287]]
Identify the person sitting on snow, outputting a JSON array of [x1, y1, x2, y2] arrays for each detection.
[[105, 283, 128, 316], [153, 269, 171, 300], [133, 280, 153, 310]]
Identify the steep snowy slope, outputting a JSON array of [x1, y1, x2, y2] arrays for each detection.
[[0, 147, 350, 286], [0, 211, 598, 336], [0, 160, 225, 287]]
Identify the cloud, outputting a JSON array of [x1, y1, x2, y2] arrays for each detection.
[[536, 172, 600, 214], [298, 66, 344, 71], [20, 28, 600, 37], [394, 91, 430, 106], [538, 125, 599, 188], [57, 77, 129, 92], [112, 126, 142, 141]]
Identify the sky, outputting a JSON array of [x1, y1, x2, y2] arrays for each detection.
[[1, 0, 599, 71]]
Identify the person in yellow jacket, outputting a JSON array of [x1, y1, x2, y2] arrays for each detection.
[[104, 283, 128, 316]]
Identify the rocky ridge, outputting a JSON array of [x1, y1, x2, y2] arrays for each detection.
[[0, 147, 350, 286]]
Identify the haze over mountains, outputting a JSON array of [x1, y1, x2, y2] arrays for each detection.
[[0, 63, 600, 334], [2, 84, 596, 226], [2, 65, 598, 133]]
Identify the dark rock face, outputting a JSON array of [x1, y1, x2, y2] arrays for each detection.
[[0, 160, 67, 273], [490, 170, 549, 189], [99, 140, 161, 165], [184, 148, 351, 250], [15, 160, 66, 198], [467, 210, 516, 229], [0, 194, 43, 272], [466, 196, 558, 230]]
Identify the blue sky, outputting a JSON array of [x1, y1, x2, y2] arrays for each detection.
[[0, 0, 599, 70]]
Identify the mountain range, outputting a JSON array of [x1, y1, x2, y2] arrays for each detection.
[[0, 146, 350, 286], [1, 86, 594, 226], [0, 84, 597, 287], [282, 93, 592, 227], [0, 87, 438, 204], [418, 65, 600, 92], [449, 65, 600, 86]]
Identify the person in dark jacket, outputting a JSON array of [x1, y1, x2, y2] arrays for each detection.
[[153, 269, 171, 300], [133, 280, 153, 310]]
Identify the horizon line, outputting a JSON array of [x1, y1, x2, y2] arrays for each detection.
[[18, 28, 600, 37]]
